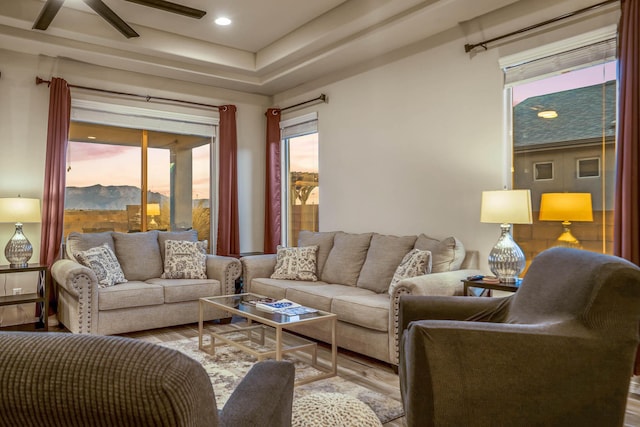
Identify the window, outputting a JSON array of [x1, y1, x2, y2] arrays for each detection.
[[534, 162, 554, 181], [280, 113, 319, 247], [577, 157, 600, 178], [65, 101, 216, 248], [504, 37, 617, 259]]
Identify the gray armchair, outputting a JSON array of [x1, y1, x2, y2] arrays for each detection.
[[0, 332, 295, 427], [398, 247, 640, 427]]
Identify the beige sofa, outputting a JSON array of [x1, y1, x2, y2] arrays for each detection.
[[241, 231, 482, 366], [52, 230, 241, 335]]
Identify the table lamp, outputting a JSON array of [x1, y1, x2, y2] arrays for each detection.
[[539, 193, 593, 248], [0, 197, 42, 267], [147, 203, 161, 228], [480, 189, 533, 283]]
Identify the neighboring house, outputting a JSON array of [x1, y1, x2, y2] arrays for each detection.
[[512, 80, 616, 257]]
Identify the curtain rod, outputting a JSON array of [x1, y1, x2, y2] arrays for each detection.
[[464, 0, 618, 53], [35, 77, 221, 110], [280, 94, 327, 112]]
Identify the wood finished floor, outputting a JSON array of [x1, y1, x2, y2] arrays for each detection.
[[120, 321, 640, 427]]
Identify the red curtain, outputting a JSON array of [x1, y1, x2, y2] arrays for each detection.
[[614, 0, 640, 375], [614, 0, 640, 266], [39, 77, 71, 314], [216, 105, 240, 257], [264, 108, 281, 254]]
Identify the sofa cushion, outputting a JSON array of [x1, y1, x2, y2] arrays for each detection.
[[356, 234, 417, 293], [66, 231, 115, 261], [250, 278, 323, 301], [161, 240, 207, 279], [389, 249, 432, 292], [158, 230, 198, 262], [112, 230, 162, 281], [297, 231, 336, 278], [285, 284, 375, 313], [147, 278, 220, 304], [321, 232, 372, 286], [75, 244, 127, 288], [331, 293, 389, 332], [414, 235, 466, 273], [271, 245, 318, 281], [98, 281, 164, 310]]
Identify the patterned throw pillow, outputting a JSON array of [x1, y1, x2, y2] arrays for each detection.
[[389, 249, 432, 291], [270, 245, 319, 281], [75, 244, 128, 288], [161, 240, 207, 279]]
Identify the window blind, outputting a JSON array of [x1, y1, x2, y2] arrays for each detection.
[[280, 112, 318, 139], [503, 37, 616, 87]]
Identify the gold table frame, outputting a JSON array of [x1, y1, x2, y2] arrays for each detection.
[[199, 293, 338, 386]]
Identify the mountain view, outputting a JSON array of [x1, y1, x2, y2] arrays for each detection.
[[65, 184, 168, 210]]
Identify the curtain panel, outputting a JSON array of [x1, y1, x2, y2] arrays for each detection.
[[40, 77, 71, 314], [614, 0, 640, 266], [613, 0, 640, 374], [216, 105, 240, 257], [264, 108, 282, 254]]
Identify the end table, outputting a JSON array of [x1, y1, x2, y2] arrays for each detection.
[[462, 278, 520, 297], [0, 264, 49, 330]]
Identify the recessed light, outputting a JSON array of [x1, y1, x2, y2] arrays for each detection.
[[537, 110, 558, 119], [215, 17, 231, 26], [87, 136, 97, 139]]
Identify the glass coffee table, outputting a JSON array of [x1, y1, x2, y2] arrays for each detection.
[[198, 293, 337, 385]]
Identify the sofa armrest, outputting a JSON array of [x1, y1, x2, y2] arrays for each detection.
[[51, 258, 100, 334], [240, 254, 277, 293], [220, 360, 295, 427], [205, 255, 242, 296], [387, 268, 483, 366]]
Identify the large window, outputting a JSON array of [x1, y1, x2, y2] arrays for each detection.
[[280, 113, 319, 246], [65, 101, 216, 248], [504, 38, 616, 264]]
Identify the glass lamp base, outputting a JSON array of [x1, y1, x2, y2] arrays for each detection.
[[488, 224, 526, 283], [4, 223, 33, 268]]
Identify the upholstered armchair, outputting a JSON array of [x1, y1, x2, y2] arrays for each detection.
[[0, 332, 295, 427], [398, 247, 640, 427]]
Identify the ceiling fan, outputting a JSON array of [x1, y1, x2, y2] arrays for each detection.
[[32, 0, 207, 38]]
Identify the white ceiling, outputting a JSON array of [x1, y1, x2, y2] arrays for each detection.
[[0, 0, 522, 95]]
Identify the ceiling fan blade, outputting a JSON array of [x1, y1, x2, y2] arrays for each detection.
[[83, 0, 139, 38], [33, 0, 65, 31], [124, 0, 206, 19]]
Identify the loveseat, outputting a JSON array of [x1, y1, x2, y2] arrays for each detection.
[[52, 230, 241, 335], [241, 231, 482, 366]]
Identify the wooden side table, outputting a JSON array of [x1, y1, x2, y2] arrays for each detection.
[[0, 264, 49, 330], [462, 279, 520, 297]]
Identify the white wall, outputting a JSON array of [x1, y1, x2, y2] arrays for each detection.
[[273, 1, 619, 270]]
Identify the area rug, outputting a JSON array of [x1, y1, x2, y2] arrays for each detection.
[[159, 337, 404, 424]]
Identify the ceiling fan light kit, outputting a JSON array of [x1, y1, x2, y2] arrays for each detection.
[[32, 0, 207, 38]]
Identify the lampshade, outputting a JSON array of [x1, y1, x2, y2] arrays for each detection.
[[0, 197, 41, 268], [480, 190, 533, 225], [147, 203, 161, 216], [0, 198, 42, 223], [539, 193, 593, 222]]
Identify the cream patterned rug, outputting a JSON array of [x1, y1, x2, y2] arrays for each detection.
[[159, 337, 404, 424]]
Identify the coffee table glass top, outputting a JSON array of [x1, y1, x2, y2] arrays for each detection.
[[202, 293, 335, 325]]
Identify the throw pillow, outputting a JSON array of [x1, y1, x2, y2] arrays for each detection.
[[75, 244, 127, 288], [297, 231, 336, 278], [270, 245, 319, 281], [389, 249, 432, 292], [161, 240, 208, 279]]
